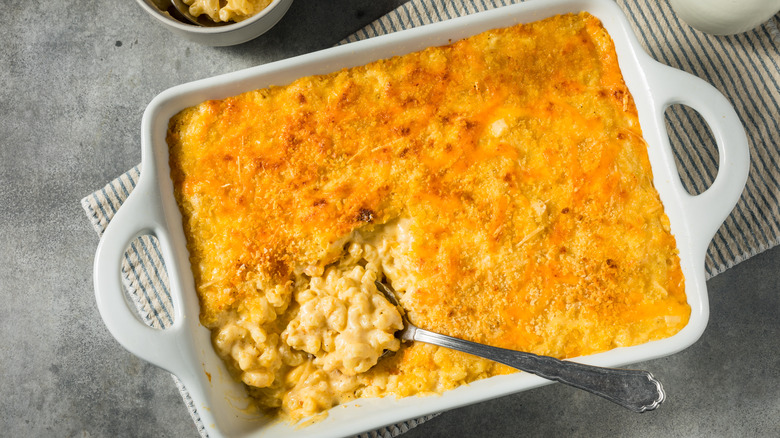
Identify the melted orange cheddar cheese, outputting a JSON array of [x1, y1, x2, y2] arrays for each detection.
[[168, 12, 690, 423]]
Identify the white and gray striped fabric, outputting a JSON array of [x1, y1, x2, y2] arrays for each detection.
[[81, 1, 780, 437]]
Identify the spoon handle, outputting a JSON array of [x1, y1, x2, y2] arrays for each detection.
[[411, 327, 665, 413]]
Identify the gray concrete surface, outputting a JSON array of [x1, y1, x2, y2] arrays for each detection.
[[1, 1, 778, 437]]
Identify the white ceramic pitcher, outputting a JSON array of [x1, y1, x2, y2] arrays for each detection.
[[669, 0, 780, 35]]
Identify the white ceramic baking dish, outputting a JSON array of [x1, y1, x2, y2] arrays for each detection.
[[93, 0, 750, 436]]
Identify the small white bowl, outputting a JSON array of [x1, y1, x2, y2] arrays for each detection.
[[135, 0, 294, 46]]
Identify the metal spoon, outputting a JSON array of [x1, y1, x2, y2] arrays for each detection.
[[375, 281, 665, 413]]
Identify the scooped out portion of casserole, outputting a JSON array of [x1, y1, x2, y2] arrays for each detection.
[[167, 12, 690, 423]]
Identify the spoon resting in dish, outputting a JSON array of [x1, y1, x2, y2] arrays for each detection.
[[375, 280, 665, 413]]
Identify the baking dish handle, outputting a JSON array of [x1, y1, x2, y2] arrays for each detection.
[[93, 178, 184, 371], [648, 63, 750, 251]]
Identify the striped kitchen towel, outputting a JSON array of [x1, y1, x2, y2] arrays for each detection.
[[82, 1, 780, 437]]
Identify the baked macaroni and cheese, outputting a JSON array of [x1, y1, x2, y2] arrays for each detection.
[[182, 0, 273, 22], [167, 12, 690, 423]]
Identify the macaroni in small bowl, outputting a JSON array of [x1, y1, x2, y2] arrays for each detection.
[[183, 0, 273, 22]]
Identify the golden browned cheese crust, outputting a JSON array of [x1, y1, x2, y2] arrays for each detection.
[[168, 12, 689, 422]]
